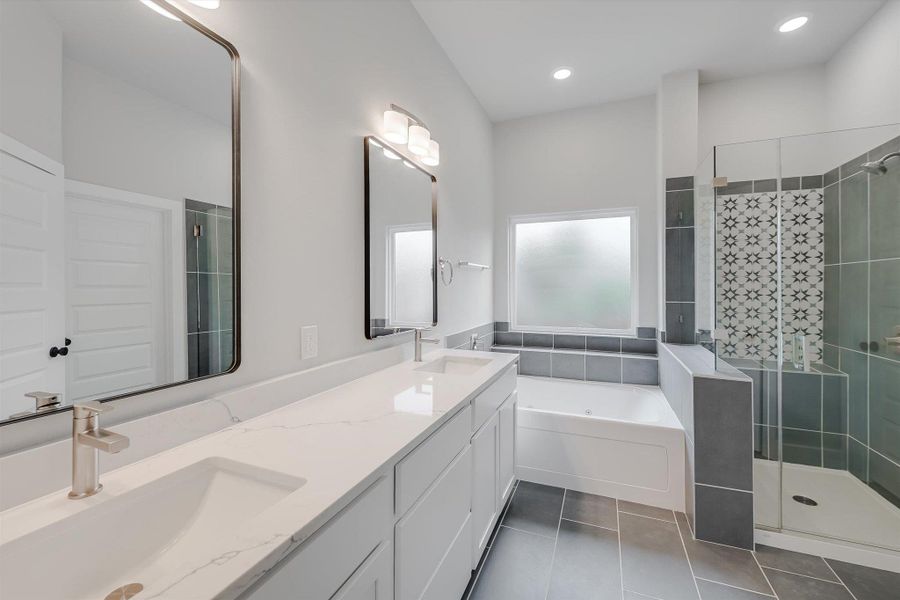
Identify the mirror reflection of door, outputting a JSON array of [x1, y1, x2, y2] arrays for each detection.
[[365, 137, 436, 339], [0, 0, 237, 421]]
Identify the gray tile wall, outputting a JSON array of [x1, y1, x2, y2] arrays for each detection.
[[185, 199, 234, 378], [491, 322, 659, 385], [665, 177, 696, 344], [821, 134, 900, 509], [444, 322, 494, 351], [659, 344, 754, 549]]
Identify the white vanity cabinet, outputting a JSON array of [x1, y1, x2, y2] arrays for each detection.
[[471, 410, 499, 565], [498, 392, 517, 504]]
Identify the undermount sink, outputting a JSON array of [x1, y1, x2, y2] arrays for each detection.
[[0, 457, 305, 600], [416, 356, 492, 375]]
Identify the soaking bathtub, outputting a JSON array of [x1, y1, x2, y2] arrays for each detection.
[[516, 376, 686, 511]]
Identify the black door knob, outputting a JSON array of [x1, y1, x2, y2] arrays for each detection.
[[49, 346, 69, 358]]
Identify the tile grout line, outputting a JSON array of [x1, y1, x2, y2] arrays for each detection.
[[672, 508, 703, 600], [760, 566, 848, 586], [560, 517, 617, 533], [615, 498, 625, 600], [821, 558, 860, 600], [542, 489, 566, 600], [694, 577, 776, 598], [497, 523, 556, 541], [617, 510, 677, 524], [751, 547, 780, 600]]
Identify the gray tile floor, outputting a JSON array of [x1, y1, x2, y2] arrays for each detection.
[[464, 481, 900, 600]]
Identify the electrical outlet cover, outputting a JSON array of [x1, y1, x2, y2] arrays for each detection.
[[301, 325, 318, 359]]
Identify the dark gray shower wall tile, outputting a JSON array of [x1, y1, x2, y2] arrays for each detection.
[[754, 544, 837, 581], [469, 526, 554, 600], [522, 332, 553, 348], [693, 376, 753, 491], [782, 176, 801, 191], [666, 176, 694, 191], [839, 172, 869, 263], [198, 273, 220, 332], [826, 558, 900, 600], [196, 331, 220, 378], [546, 520, 622, 600], [722, 180, 753, 195], [186, 272, 200, 333], [216, 214, 233, 274], [666, 303, 696, 344], [848, 436, 868, 483], [823, 434, 848, 470], [519, 349, 551, 377], [622, 338, 657, 355], [824, 167, 840, 187], [622, 357, 658, 385], [823, 266, 840, 345], [185, 210, 198, 272], [187, 333, 199, 378], [586, 354, 622, 383], [870, 259, 900, 360], [666, 228, 695, 301], [494, 321, 510, 332], [495, 331, 523, 346], [801, 174, 824, 189], [740, 369, 766, 425], [823, 184, 840, 265], [636, 327, 657, 339], [870, 166, 900, 260], [840, 151, 869, 181], [839, 262, 868, 351], [868, 134, 900, 160], [218, 274, 234, 331], [693, 485, 753, 549], [782, 372, 822, 431], [782, 428, 822, 467], [869, 356, 900, 464], [551, 352, 585, 380], [666, 190, 695, 227], [586, 335, 620, 352], [195, 209, 218, 273], [753, 178, 777, 193], [843, 349, 870, 445], [822, 374, 848, 434], [220, 330, 234, 373], [554, 334, 586, 350], [618, 512, 699, 600], [764, 568, 854, 600]]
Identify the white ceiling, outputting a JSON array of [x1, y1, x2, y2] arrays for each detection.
[[411, 0, 886, 122]]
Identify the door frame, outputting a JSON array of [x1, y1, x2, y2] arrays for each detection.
[[64, 180, 187, 383]]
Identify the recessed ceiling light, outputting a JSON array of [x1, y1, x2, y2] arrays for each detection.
[[552, 67, 572, 81], [778, 16, 808, 33], [139, 0, 181, 20]]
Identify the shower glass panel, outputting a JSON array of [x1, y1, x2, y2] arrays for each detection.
[[710, 124, 900, 552]]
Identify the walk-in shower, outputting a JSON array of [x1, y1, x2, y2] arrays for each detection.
[[695, 123, 900, 564]]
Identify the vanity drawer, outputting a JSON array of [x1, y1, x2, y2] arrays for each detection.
[[420, 513, 472, 600], [395, 405, 471, 515], [472, 365, 516, 433], [240, 475, 392, 600], [395, 445, 472, 600]]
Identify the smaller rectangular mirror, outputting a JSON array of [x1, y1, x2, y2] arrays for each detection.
[[364, 136, 437, 339]]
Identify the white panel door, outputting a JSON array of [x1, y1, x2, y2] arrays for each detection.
[[0, 139, 65, 420], [65, 184, 171, 402]]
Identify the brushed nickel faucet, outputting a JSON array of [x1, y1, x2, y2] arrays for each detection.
[[414, 328, 440, 362], [68, 401, 130, 499]]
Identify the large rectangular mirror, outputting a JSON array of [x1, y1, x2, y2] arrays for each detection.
[[0, 0, 240, 423], [364, 136, 436, 339]]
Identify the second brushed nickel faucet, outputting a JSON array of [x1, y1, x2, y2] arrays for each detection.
[[68, 401, 130, 499]]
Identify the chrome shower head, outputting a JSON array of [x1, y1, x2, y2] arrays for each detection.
[[861, 151, 900, 175]]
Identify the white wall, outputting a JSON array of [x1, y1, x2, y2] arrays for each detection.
[[0, 0, 494, 450], [0, 1, 62, 162], [826, 0, 900, 131], [62, 57, 232, 207], [492, 96, 659, 329]]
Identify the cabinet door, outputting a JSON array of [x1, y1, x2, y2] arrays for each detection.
[[498, 392, 517, 503], [332, 541, 393, 600], [471, 411, 499, 567]]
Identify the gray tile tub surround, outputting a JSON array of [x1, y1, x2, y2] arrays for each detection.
[[503, 348, 659, 385], [445, 322, 494, 350]]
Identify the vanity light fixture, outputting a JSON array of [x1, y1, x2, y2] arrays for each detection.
[[403, 160, 416, 169], [778, 16, 808, 33], [382, 104, 440, 166], [139, 0, 181, 20], [552, 67, 572, 80], [383, 148, 401, 160]]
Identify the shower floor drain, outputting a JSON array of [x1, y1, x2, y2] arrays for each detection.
[[792, 495, 818, 506], [104, 583, 143, 600]]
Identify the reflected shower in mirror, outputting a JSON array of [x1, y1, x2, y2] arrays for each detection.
[[0, 0, 239, 423], [364, 137, 437, 339]]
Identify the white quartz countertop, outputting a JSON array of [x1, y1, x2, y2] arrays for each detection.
[[0, 349, 517, 600]]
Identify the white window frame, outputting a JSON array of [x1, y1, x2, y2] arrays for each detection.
[[508, 208, 639, 336], [386, 222, 433, 328]]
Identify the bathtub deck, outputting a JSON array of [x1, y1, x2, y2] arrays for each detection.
[[464, 481, 899, 600]]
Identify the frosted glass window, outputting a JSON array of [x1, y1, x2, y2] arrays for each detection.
[[511, 212, 635, 333], [389, 226, 433, 326]]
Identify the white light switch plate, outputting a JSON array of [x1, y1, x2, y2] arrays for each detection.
[[301, 325, 318, 359]]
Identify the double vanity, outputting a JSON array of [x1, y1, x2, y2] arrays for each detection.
[[0, 350, 518, 600]]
